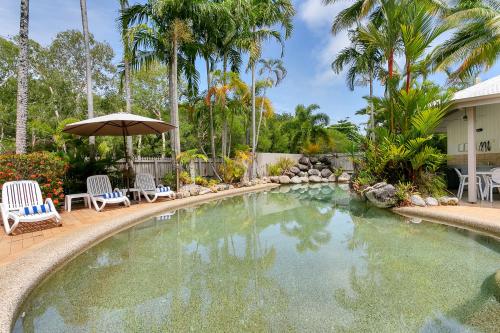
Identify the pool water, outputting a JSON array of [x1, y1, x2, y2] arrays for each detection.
[[14, 184, 500, 332]]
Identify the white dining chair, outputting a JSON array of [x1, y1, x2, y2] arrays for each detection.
[[454, 168, 483, 200], [487, 169, 500, 202]]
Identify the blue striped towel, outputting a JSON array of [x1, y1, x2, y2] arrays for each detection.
[[19, 204, 52, 216], [100, 191, 123, 199], [156, 186, 171, 193]]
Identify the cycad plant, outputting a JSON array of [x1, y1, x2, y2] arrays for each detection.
[[177, 149, 208, 184]]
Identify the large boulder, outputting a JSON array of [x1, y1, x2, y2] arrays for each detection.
[[290, 176, 302, 184], [319, 155, 329, 163], [328, 174, 336, 182], [438, 196, 459, 206], [308, 169, 320, 176], [321, 178, 329, 183], [309, 175, 322, 183], [298, 156, 310, 165], [337, 172, 350, 183], [300, 176, 309, 183], [270, 176, 280, 183], [315, 163, 327, 171], [297, 163, 309, 171], [289, 166, 301, 175], [364, 182, 397, 208], [309, 156, 319, 164], [279, 175, 291, 184], [284, 171, 295, 178], [410, 194, 426, 207], [321, 168, 333, 178], [425, 197, 439, 206], [298, 171, 308, 178]]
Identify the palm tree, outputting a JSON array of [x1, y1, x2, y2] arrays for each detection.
[[288, 104, 330, 151], [80, 0, 95, 153], [433, 0, 500, 80], [255, 58, 286, 150], [119, 0, 134, 170], [332, 28, 382, 138], [399, 1, 449, 92], [358, 0, 403, 133], [243, 0, 295, 179], [15, 0, 29, 154]]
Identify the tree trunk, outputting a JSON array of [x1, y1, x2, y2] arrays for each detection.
[[221, 54, 228, 160], [369, 72, 375, 140], [205, 57, 221, 180], [169, 33, 181, 190], [80, 0, 95, 155], [388, 48, 394, 133], [121, 0, 134, 170], [255, 84, 268, 152], [250, 62, 256, 179], [15, 0, 29, 154]]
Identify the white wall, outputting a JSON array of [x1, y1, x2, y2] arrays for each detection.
[[254, 152, 302, 177], [446, 103, 500, 155]]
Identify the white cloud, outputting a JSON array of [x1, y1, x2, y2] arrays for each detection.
[[298, 0, 351, 86], [299, 0, 343, 30]]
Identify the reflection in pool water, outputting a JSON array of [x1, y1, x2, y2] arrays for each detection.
[[14, 184, 500, 332]]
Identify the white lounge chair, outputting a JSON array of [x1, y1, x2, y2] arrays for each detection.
[[0, 180, 61, 235], [134, 173, 175, 203], [87, 175, 130, 212]]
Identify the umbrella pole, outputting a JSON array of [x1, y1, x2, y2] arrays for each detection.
[[122, 133, 131, 199]]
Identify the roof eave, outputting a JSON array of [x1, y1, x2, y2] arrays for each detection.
[[451, 93, 500, 110]]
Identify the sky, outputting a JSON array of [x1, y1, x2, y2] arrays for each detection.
[[1, 0, 499, 129]]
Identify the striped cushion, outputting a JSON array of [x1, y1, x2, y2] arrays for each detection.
[[19, 204, 52, 216], [100, 191, 124, 199], [156, 186, 171, 193]]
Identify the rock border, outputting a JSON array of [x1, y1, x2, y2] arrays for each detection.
[[0, 183, 279, 333]]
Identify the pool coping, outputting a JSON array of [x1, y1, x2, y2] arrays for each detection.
[[394, 206, 500, 239], [0, 183, 279, 333]]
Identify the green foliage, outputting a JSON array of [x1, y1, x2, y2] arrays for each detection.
[[395, 182, 415, 206], [0, 152, 67, 208], [179, 171, 191, 185], [267, 163, 283, 176], [275, 157, 295, 173], [162, 171, 177, 191], [353, 83, 450, 195], [194, 176, 209, 187]]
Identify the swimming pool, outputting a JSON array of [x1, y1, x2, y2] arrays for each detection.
[[14, 184, 500, 332]]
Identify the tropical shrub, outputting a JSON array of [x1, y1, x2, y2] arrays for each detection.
[[267, 163, 283, 176], [194, 176, 209, 187], [179, 171, 191, 185], [301, 143, 321, 154], [0, 152, 68, 208], [162, 171, 177, 191], [353, 83, 451, 197], [275, 157, 295, 172], [219, 150, 252, 184]]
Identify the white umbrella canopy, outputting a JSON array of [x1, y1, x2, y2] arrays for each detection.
[[63, 112, 175, 136], [63, 113, 176, 197]]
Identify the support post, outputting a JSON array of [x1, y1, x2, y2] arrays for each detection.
[[467, 107, 477, 203]]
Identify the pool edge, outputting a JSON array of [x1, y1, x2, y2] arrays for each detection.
[[0, 183, 279, 333], [393, 206, 500, 240]]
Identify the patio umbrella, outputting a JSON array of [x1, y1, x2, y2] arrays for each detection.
[[63, 112, 175, 195]]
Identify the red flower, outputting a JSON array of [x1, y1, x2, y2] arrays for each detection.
[[53, 199, 59, 205]]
